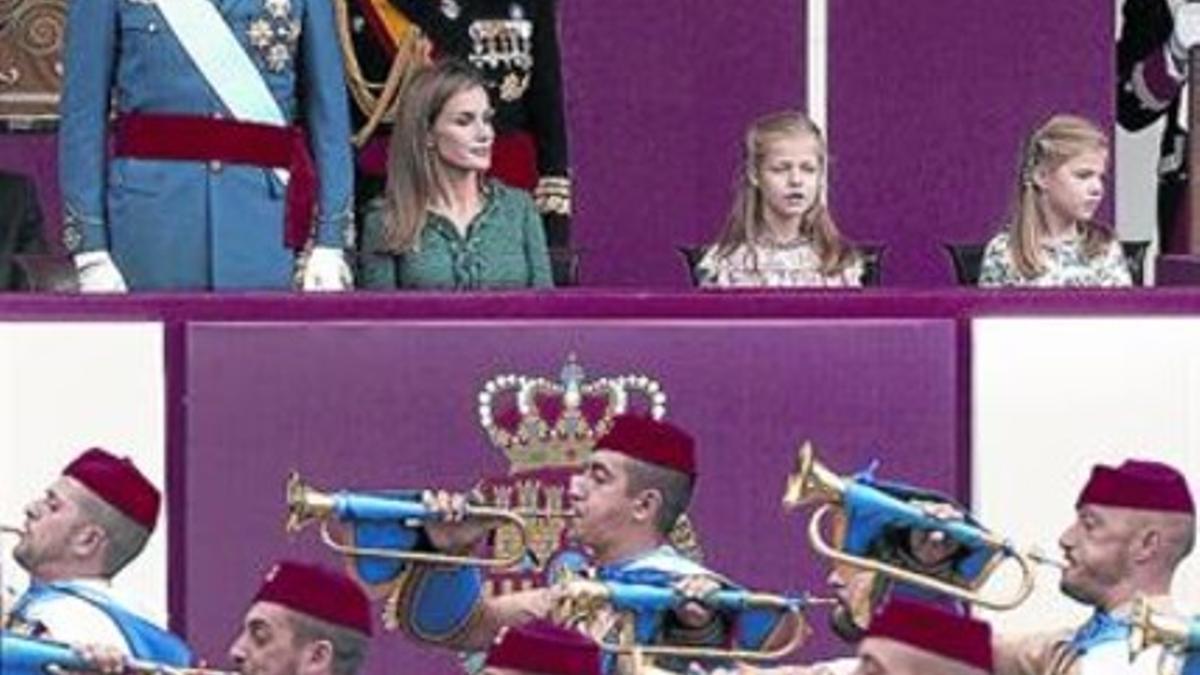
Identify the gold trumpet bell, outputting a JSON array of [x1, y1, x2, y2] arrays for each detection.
[[285, 471, 336, 534], [1129, 595, 1192, 657], [782, 442, 846, 510]]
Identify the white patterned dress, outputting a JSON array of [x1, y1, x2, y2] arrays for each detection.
[[977, 232, 1132, 288], [696, 241, 863, 288]]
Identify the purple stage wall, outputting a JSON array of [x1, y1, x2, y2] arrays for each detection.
[[567, 1, 807, 286], [182, 319, 958, 671], [827, 2, 1115, 285]]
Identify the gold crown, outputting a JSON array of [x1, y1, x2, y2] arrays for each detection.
[[478, 354, 667, 472]]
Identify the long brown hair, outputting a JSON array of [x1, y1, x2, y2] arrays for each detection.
[[1007, 114, 1115, 279], [709, 110, 854, 275], [378, 60, 488, 253]]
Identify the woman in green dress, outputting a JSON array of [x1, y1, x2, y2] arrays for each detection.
[[359, 60, 553, 289]]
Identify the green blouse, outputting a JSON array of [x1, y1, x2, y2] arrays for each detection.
[[358, 181, 554, 290]]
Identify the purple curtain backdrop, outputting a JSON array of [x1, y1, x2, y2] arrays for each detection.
[[566, 1, 807, 286], [827, 1, 1115, 285], [0, 1, 1116, 285], [182, 319, 958, 671]]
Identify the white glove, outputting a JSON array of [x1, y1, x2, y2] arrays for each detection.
[[1170, 3, 1200, 64], [74, 251, 128, 293], [301, 246, 352, 291]]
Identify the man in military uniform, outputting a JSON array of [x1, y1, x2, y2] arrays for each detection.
[[4, 448, 191, 666], [384, 414, 799, 673], [994, 459, 1195, 675], [64, 560, 374, 675], [59, 0, 355, 291], [357, 0, 572, 248], [1118, 0, 1200, 253], [227, 561, 373, 675]]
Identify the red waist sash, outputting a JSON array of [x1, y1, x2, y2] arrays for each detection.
[[113, 113, 316, 250]]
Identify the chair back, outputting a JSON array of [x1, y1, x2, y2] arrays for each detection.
[[549, 246, 582, 287], [13, 254, 80, 292], [1120, 240, 1150, 287], [676, 244, 707, 287], [943, 242, 988, 286]]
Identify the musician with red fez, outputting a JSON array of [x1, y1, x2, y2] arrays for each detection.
[[67, 560, 373, 675], [481, 619, 602, 675], [386, 414, 799, 673], [854, 598, 994, 675], [227, 561, 373, 675], [994, 459, 1196, 675], [3, 448, 191, 666]]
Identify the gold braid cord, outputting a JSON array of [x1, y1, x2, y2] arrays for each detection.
[[333, 0, 432, 147]]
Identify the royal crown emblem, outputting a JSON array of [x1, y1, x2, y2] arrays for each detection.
[[478, 354, 667, 474], [477, 356, 703, 598]]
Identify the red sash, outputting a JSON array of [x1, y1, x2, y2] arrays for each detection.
[[113, 113, 317, 250]]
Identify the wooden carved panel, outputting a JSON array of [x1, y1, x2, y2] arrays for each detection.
[[0, 0, 65, 128]]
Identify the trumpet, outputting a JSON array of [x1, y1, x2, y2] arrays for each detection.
[[1129, 596, 1200, 668], [1, 632, 236, 675], [557, 578, 837, 664], [285, 472, 575, 569], [782, 442, 1062, 611]]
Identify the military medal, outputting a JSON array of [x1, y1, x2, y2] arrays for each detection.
[[247, 0, 301, 72]]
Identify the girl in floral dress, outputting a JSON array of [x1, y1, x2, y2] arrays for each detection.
[[978, 115, 1132, 288], [697, 111, 863, 288]]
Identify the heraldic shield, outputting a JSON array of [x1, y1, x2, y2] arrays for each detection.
[[475, 354, 705, 598]]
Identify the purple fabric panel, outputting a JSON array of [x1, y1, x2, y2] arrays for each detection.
[[828, 1, 1114, 286], [1156, 255, 1200, 285], [0, 134, 59, 249], [566, 0, 805, 286], [182, 319, 957, 668], [6, 289, 1200, 323]]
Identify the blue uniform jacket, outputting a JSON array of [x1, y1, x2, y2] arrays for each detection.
[[58, 0, 354, 290]]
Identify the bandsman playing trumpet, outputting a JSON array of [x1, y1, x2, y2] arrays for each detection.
[[710, 598, 997, 675], [64, 560, 373, 675], [382, 414, 803, 673], [712, 450, 997, 675], [3, 448, 191, 667], [994, 459, 1196, 675]]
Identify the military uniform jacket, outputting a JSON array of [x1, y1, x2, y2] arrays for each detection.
[[993, 596, 1175, 675], [58, 0, 354, 290], [1118, 0, 1190, 253], [385, 0, 572, 246]]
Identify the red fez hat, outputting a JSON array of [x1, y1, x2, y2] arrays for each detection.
[[1077, 460, 1195, 514], [62, 448, 160, 531], [484, 620, 601, 674], [866, 599, 992, 672], [253, 561, 373, 636], [595, 415, 696, 478]]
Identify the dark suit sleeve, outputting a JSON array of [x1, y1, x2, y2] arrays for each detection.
[[528, 0, 571, 247], [528, 0, 568, 180], [1118, 0, 1184, 131], [15, 175, 48, 256]]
